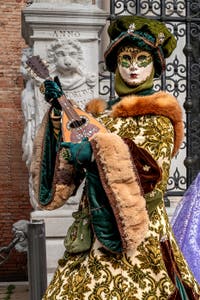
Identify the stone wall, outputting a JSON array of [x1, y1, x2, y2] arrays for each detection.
[[0, 1, 32, 281]]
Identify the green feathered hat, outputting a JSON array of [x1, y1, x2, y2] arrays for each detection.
[[104, 16, 177, 77]]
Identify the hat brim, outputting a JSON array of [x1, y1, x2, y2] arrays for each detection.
[[104, 32, 165, 77]]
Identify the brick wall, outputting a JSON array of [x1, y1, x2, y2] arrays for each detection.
[[0, 1, 32, 281]]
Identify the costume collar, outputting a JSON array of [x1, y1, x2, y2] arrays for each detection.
[[114, 66, 155, 96], [107, 88, 155, 108], [111, 91, 184, 157]]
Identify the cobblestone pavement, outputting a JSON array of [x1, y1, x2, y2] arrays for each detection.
[[0, 282, 29, 300]]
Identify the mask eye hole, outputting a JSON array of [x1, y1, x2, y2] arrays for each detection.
[[122, 54, 132, 61], [136, 54, 152, 67], [137, 54, 149, 62], [118, 54, 132, 67]]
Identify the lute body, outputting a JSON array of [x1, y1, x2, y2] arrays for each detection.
[[58, 95, 107, 142]]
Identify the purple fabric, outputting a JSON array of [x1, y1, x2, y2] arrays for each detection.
[[171, 173, 200, 284]]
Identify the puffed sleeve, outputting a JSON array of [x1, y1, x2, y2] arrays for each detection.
[[30, 109, 85, 210]]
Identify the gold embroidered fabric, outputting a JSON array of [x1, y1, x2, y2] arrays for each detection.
[[43, 114, 200, 299]]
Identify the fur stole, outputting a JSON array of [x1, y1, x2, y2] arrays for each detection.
[[90, 133, 149, 252], [86, 91, 184, 157]]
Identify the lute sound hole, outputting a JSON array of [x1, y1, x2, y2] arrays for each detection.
[[67, 116, 88, 130]]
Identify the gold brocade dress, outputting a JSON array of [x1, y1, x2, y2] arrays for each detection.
[[43, 93, 200, 299]]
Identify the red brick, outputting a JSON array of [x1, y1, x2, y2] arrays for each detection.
[[0, 0, 32, 281]]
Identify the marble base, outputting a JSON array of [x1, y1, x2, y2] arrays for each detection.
[[31, 204, 77, 283], [166, 196, 181, 222]]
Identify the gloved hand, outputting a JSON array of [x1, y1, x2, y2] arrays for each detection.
[[43, 77, 64, 110], [61, 138, 92, 168]]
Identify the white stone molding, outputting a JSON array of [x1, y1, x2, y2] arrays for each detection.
[[34, 0, 92, 3], [22, 3, 108, 47]]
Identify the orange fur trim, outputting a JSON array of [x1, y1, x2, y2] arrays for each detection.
[[91, 133, 149, 252], [85, 98, 107, 116], [111, 91, 183, 156]]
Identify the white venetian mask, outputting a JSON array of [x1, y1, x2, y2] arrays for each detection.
[[117, 46, 154, 86]]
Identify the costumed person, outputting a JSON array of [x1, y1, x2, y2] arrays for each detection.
[[30, 16, 200, 299], [171, 173, 200, 285]]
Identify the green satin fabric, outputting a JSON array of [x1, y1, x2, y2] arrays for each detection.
[[86, 163, 122, 253], [61, 138, 92, 169], [175, 275, 189, 300], [39, 115, 61, 205]]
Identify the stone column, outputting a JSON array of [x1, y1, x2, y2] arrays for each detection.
[[21, 0, 108, 282]]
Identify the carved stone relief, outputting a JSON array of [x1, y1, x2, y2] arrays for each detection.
[[47, 39, 97, 110], [21, 48, 50, 208]]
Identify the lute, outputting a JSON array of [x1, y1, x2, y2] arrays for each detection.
[[26, 55, 107, 142]]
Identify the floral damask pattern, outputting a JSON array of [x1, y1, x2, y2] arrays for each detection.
[[100, 114, 174, 194], [43, 114, 199, 299]]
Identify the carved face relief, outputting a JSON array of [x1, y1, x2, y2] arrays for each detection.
[[47, 39, 97, 109], [117, 46, 153, 86], [54, 44, 81, 75]]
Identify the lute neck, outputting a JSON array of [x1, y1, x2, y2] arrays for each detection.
[[46, 76, 82, 122], [58, 95, 82, 122]]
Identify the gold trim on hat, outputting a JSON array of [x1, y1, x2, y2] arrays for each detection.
[[127, 23, 136, 34], [156, 32, 165, 47]]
